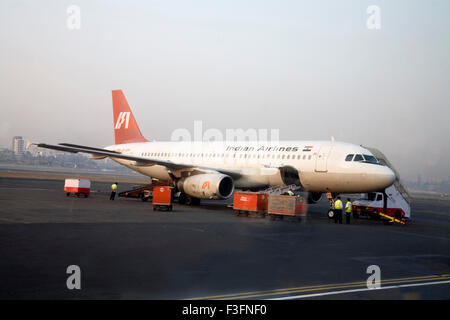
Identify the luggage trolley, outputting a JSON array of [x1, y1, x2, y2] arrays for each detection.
[[152, 186, 173, 211]]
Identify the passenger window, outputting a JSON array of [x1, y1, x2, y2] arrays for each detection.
[[308, 155, 312, 160], [353, 154, 363, 162], [345, 154, 354, 161]]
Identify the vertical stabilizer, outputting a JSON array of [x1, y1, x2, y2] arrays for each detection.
[[112, 90, 148, 144]]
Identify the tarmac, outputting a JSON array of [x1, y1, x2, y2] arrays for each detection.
[[0, 172, 449, 300]]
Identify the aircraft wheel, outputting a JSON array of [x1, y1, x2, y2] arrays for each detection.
[[327, 210, 335, 219], [185, 195, 193, 206], [178, 193, 186, 204], [370, 210, 379, 220]]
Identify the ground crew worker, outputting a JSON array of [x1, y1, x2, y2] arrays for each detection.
[[345, 198, 352, 224], [287, 190, 294, 196], [110, 182, 118, 200], [334, 196, 343, 224]]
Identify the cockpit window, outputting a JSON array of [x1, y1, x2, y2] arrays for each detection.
[[363, 154, 378, 164], [352, 153, 380, 164], [345, 154, 354, 161]]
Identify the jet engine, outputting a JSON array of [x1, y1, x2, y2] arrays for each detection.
[[307, 192, 323, 204], [177, 174, 234, 200]]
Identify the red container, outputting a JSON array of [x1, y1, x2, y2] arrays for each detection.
[[233, 192, 268, 213], [153, 186, 172, 205]]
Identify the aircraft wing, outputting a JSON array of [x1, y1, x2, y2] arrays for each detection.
[[36, 143, 243, 179]]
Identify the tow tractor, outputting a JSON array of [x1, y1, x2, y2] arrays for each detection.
[[352, 184, 410, 225]]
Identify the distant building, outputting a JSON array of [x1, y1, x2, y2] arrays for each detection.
[[12, 136, 25, 154]]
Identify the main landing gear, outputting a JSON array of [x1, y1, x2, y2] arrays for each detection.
[[178, 192, 201, 206]]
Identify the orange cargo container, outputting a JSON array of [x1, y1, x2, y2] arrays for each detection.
[[153, 186, 173, 211], [233, 192, 268, 216], [267, 195, 307, 220]]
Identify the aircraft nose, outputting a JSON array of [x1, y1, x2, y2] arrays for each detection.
[[376, 166, 396, 189]]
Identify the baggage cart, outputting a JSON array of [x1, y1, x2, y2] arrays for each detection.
[[267, 194, 307, 221], [233, 192, 268, 217], [64, 179, 91, 198], [152, 186, 173, 211], [118, 179, 172, 201]]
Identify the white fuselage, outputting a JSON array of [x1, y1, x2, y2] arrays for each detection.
[[106, 140, 395, 194]]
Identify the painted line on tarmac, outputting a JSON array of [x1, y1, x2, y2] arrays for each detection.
[[380, 228, 450, 242], [271, 280, 450, 300], [0, 187, 56, 191], [187, 274, 450, 300]]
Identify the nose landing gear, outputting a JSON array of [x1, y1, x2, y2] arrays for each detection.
[[326, 192, 338, 219]]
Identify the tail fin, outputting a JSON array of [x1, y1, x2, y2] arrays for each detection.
[[112, 90, 148, 145]]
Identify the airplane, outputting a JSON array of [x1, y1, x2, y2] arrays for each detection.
[[37, 89, 396, 214]]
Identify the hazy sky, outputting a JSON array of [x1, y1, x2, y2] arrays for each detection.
[[0, 0, 449, 181]]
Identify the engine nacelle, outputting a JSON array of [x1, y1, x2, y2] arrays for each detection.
[[308, 192, 323, 204], [177, 174, 234, 200]]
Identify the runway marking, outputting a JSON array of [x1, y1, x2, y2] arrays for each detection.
[[271, 280, 450, 300], [0, 187, 55, 191], [380, 228, 450, 242], [187, 274, 450, 300]]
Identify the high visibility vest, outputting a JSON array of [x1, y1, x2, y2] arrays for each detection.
[[111, 184, 117, 192], [345, 202, 352, 213], [334, 200, 343, 210]]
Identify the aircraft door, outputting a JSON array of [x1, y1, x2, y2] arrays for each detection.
[[315, 145, 333, 172]]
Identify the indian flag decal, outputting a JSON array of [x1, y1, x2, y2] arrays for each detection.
[[303, 146, 313, 152]]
